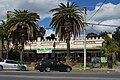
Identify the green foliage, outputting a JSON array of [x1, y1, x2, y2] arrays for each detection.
[[0, 21, 8, 55], [50, 2, 84, 40], [6, 9, 40, 45], [50, 2, 85, 60], [113, 27, 120, 54], [0, 21, 7, 38], [5, 9, 40, 63], [38, 26, 46, 37], [101, 33, 119, 56]]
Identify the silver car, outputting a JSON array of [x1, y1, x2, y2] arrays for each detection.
[[0, 59, 28, 71]]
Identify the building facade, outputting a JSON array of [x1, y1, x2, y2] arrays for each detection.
[[24, 37, 104, 62]]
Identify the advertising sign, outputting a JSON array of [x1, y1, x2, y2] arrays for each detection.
[[101, 57, 107, 63], [36, 48, 52, 53]]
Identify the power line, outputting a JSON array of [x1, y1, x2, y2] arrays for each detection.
[[81, 6, 119, 8], [89, 25, 101, 34], [86, 0, 107, 21], [86, 22, 120, 27]]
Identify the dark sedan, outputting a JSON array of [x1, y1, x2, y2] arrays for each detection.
[[35, 59, 72, 72]]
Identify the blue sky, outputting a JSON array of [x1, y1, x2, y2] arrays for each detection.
[[37, 0, 120, 36], [0, 0, 120, 37]]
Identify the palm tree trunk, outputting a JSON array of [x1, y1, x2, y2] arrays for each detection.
[[19, 42, 24, 63], [0, 38, 3, 59], [1, 37, 4, 59], [65, 30, 71, 62], [6, 38, 10, 59], [64, 20, 71, 62], [20, 48, 23, 63], [66, 39, 70, 61]]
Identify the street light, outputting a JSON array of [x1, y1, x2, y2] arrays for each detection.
[[83, 7, 87, 70]]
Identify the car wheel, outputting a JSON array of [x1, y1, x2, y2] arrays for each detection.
[[21, 66, 26, 71], [0, 66, 3, 71], [45, 67, 50, 72], [66, 67, 71, 72]]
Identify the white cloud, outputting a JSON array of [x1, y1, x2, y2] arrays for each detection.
[[45, 29, 55, 37], [87, 3, 120, 22], [0, 0, 68, 38], [0, 0, 68, 20], [86, 3, 120, 34], [0, 1, 119, 35]]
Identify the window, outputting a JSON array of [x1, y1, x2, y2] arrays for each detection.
[[6, 60, 18, 64]]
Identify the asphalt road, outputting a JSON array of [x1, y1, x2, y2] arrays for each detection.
[[0, 71, 120, 80]]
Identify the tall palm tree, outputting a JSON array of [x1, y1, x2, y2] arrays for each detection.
[[6, 9, 40, 63], [50, 2, 84, 61], [0, 21, 7, 59]]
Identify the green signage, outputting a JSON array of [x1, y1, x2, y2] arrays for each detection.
[[36, 48, 52, 50], [36, 48, 52, 53], [101, 57, 107, 63]]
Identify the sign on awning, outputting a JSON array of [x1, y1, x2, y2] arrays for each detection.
[[36, 48, 52, 53]]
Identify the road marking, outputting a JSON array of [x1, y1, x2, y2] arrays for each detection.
[[0, 75, 120, 80]]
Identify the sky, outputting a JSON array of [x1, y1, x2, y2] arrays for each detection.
[[0, 0, 120, 37]]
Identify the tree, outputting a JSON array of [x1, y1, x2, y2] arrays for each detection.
[[50, 2, 84, 61], [0, 21, 7, 59], [101, 33, 119, 62], [112, 27, 120, 61], [45, 34, 56, 41], [50, 34, 56, 40], [38, 26, 46, 41], [0, 20, 11, 59], [113, 27, 120, 46], [113, 27, 120, 44], [86, 32, 98, 38], [6, 9, 40, 63]]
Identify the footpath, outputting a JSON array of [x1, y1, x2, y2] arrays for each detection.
[[72, 62, 120, 72], [115, 62, 120, 72], [27, 62, 120, 72]]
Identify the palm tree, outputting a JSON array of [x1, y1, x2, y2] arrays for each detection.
[[0, 21, 7, 59], [101, 33, 119, 62], [0, 20, 11, 59], [50, 2, 84, 61], [6, 9, 40, 63]]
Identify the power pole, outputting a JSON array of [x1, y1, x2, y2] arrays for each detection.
[[83, 7, 87, 70]]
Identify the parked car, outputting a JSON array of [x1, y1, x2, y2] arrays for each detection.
[[0, 59, 28, 71], [35, 59, 72, 72]]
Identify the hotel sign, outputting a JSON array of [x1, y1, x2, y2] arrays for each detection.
[[36, 48, 52, 53]]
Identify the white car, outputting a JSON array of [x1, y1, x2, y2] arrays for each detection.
[[0, 59, 28, 71]]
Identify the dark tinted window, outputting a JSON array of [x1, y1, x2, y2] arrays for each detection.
[[6, 60, 18, 64], [37, 59, 56, 65]]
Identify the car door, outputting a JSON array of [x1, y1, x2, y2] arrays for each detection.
[[5, 60, 18, 70], [51, 61, 58, 70], [46, 60, 56, 70], [51, 61, 63, 71], [56, 61, 65, 71], [45, 60, 57, 71]]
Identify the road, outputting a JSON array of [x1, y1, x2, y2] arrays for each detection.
[[0, 71, 120, 80]]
